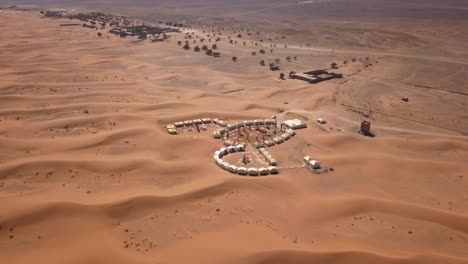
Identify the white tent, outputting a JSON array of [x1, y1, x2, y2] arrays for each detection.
[[248, 168, 259, 176], [220, 162, 230, 170], [317, 118, 326, 124], [310, 160, 321, 169], [258, 167, 269, 175], [282, 119, 307, 130], [228, 146, 236, 153], [219, 148, 228, 156], [236, 144, 245, 152], [213, 130, 221, 139], [237, 167, 247, 175], [268, 166, 279, 174], [228, 165, 238, 173]]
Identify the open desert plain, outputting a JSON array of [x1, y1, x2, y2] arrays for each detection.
[[1, 0, 468, 263]]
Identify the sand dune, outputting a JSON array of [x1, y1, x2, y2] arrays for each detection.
[[0, 6, 467, 264]]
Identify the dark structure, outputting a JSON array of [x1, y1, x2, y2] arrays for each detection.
[[360, 121, 371, 136], [289, 70, 343, 84]]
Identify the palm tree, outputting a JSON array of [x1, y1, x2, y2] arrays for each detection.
[[194, 46, 201, 52], [183, 43, 190, 50], [212, 44, 217, 50], [259, 49, 266, 54], [206, 49, 213, 56], [251, 51, 257, 56], [213, 51, 221, 57], [202, 45, 208, 51]]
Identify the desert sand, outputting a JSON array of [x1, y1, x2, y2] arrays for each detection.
[[1, 2, 468, 264]]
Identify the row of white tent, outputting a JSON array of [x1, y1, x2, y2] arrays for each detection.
[[213, 145, 279, 176], [213, 119, 277, 139], [263, 129, 296, 146]]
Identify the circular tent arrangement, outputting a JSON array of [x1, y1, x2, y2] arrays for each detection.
[[166, 117, 318, 177], [213, 145, 279, 176]]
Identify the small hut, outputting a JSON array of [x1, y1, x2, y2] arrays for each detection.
[[360, 121, 371, 135]]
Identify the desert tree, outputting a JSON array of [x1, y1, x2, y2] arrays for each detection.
[[260, 60, 265, 66], [194, 46, 201, 52], [232, 56, 238, 62], [206, 49, 213, 56], [331, 62, 338, 69], [269, 63, 279, 71], [286, 56, 291, 62], [183, 43, 190, 50], [251, 51, 257, 56], [279, 73, 285, 80], [212, 44, 218, 50], [259, 49, 266, 54], [275, 58, 281, 64], [177, 40, 182, 46], [202, 45, 208, 51]]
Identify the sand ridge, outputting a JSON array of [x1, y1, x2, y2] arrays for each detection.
[[0, 7, 468, 264]]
